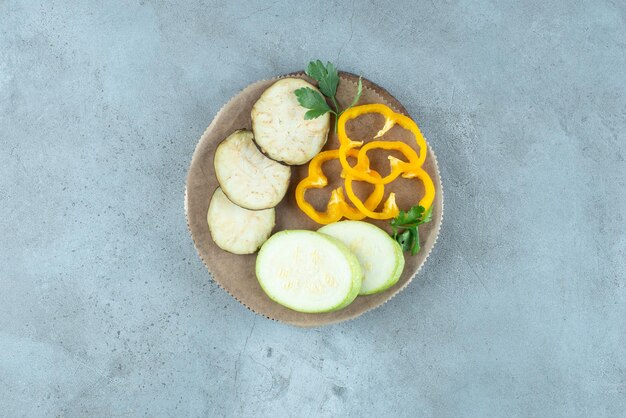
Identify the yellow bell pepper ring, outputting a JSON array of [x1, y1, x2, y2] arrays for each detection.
[[335, 176, 383, 220], [344, 165, 435, 220], [401, 166, 436, 211], [337, 104, 428, 181], [295, 149, 385, 224], [343, 177, 400, 220], [348, 140, 421, 185]]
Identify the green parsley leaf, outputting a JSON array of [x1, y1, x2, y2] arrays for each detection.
[[321, 61, 339, 98], [294, 87, 334, 119], [305, 60, 327, 83], [410, 229, 421, 255], [406, 206, 422, 223], [389, 205, 433, 256], [306, 60, 339, 99], [304, 108, 331, 120], [397, 230, 413, 253], [298, 60, 364, 132], [421, 205, 433, 224]]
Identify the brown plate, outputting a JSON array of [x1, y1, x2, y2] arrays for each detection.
[[185, 72, 443, 327]]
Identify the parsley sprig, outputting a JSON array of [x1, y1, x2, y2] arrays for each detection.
[[390, 205, 433, 255], [294, 60, 362, 132]]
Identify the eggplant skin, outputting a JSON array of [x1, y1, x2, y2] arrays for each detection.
[[215, 130, 291, 210], [251, 78, 330, 165], [207, 188, 275, 255]]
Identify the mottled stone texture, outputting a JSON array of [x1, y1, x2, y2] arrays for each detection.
[[1, 1, 624, 417]]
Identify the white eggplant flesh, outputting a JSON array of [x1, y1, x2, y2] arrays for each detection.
[[207, 187, 275, 254], [214, 130, 291, 210], [251, 78, 330, 165]]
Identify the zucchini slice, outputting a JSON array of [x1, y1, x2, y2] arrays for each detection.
[[256, 230, 362, 313], [207, 187, 275, 254], [318, 221, 404, 295], [215, 130, 291, 210], [251, 78, 330, 165]]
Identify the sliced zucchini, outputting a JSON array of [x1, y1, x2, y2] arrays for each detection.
[[251, 78, 330, 165], [256, 230, 362, 313], [214, 130, 291, 210], [207, 187, 274, 254], [318, 221, 404, 295]]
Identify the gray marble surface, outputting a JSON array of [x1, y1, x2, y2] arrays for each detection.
[[1, 1, 625, 416]]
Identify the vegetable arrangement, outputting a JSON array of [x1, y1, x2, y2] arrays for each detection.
[[205, 60, 437, 313]]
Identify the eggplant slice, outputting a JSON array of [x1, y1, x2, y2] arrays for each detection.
[[251, 78, 330, 165], [214, 130, 291, 210], [207, 187, 275, 255]]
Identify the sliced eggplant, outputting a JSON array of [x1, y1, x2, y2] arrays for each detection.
[[251, 78, 330, 165], [207, 187, 275, 254], [214, 130, 291, 210], [256, 230, 362, 313], [318, 221, 404, 295]]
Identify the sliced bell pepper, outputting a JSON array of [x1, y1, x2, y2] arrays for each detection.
[[344, 164, 435, 220], [337, 104, 428, 184], [401, 166, 435, 211], [343, 178, 399, 220], [295, 149, 385, 224], [354, 142, 435, 212], [350, 140, 420, 184]]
